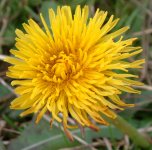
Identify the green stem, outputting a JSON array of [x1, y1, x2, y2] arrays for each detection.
[[105, 115, 150, 148]]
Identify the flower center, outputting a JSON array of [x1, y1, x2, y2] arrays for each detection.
[[52, 52, 71, 78], [42, 51, 82, 83]]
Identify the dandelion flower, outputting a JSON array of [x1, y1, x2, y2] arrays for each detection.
[[6, 6, 144, 134]]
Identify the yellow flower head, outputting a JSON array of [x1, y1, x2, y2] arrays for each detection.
[[6, 6, 144, 134]]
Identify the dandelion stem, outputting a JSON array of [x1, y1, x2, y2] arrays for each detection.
[[106, 115, 150, 148]]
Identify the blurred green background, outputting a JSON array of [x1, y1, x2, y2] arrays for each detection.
[[0, 0, 152, 150]]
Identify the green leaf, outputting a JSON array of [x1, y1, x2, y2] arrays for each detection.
[[124, 8, 140, 27], [24, 6, 40, 22], [40, 1, 58, 26], [28, 0, 42, 6], [8, 118, 123, 150], [3, 24, 16, 45], [119, 90, 152, 124], [0, 84, 10, 100], [8, 119, 79, 150]]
